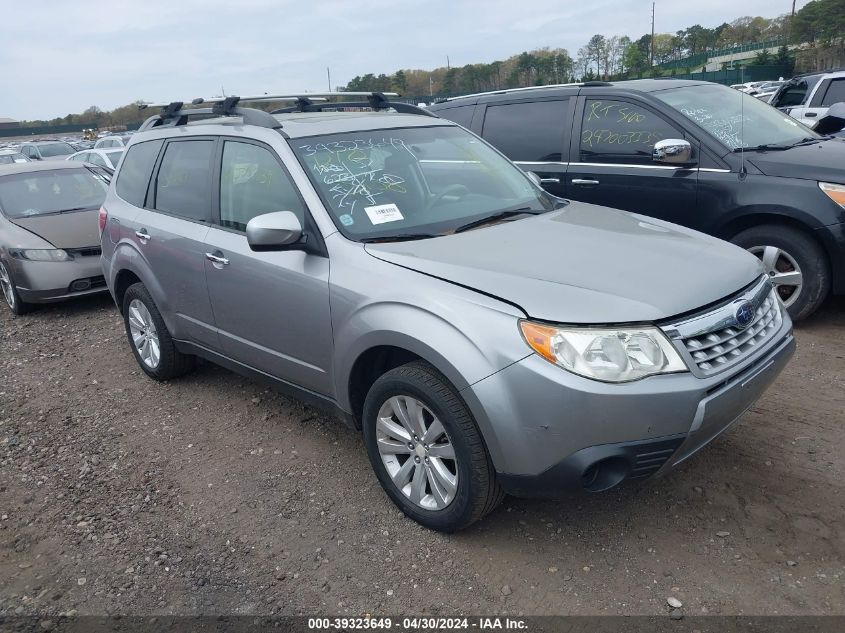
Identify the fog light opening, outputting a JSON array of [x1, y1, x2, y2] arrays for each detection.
[[70, 279, 91, 292], [581, 456, 629, 492]]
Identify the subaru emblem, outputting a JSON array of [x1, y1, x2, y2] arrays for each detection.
[[734, 300, 755, 329]]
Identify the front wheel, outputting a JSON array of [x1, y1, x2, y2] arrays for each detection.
[[0, 260, 34, 315], [362, 361, 503, 532], [731, 225, 830, 322]]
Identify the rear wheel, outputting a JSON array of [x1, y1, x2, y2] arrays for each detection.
[[731, 225, 830, 321], [0, 260, 34, 316], [122, 282, 195, 380], [362, 361, 503, 532]]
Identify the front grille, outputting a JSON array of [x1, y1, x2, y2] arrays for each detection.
[[66, 246, 102, 258], [662, 277, 783, 378]]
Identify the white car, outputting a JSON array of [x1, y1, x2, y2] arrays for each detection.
[[66, 148, 124, 170], [772, 70, 845, 128], [94, 134, 131, 149]]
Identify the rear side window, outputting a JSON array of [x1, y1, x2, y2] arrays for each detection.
[[437, 105, 475, 128], [219, 141, 307, 231], [481, 100, 568, 161], [154, 140, 214, 222], [115, 139, 163, 207], [579, 99, 677, 164], [821, 79, 845, 107]]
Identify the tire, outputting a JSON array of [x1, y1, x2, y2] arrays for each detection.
[[0, 260, 35, 316], [122, 282, 195, 380], [731, 225, 830, 322], [362, 361, 503, 532]]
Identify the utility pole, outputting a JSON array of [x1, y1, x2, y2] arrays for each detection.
[[447, 56, 450, 71], [650, 2, 655, 68], [327, 67, 332, 92]]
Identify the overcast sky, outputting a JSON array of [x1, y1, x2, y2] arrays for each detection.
[[0, 0, 811, 121]]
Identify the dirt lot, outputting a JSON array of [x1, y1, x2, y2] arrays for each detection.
[[1, 294, 843, 618]]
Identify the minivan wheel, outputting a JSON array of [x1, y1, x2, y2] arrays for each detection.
[[362, 361, 503, 532], [0, 260, 34, 315], [731, 225, 830, 322], [122, 282, 195, 380]]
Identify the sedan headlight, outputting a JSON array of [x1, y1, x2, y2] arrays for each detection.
[[11, 249, 72, 262], [519, 321, 688, 383], [819, 182, 845, 209]]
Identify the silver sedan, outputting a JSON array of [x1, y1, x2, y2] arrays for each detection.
[[0, 162, 109, 314]]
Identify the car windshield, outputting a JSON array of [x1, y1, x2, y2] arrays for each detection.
[[0, 168, 107, 218], [292, 125, 556, 240], [38, 142, 75, 157], [655, 83, 821, 150], [0, 153, 28, 164]]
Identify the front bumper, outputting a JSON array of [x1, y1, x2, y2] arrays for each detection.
[[9, 256, 107, 303], [462, 317, 794, 497]]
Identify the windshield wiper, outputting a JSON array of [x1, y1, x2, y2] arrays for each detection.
[[59, 206, 96, 214], [733, 143, 791, 152], [788, 136, 824, 147], [452, 206, 545, 234], [360, 233, 438, 243]]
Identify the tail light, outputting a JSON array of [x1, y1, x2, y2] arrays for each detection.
[[98, 206, 108, 235]]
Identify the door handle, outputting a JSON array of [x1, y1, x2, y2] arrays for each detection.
[[135, 229, 150, 243], [805, 112, 817, 117], [205, 252, 230, 266], [572, 178, 600, 186], [539, 177, 561, 184]]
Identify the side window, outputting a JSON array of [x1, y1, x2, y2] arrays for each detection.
[[219, 141, 307, 232], [482, 100, 568, 161], [579, 99, 678, 164], [23, 146, 37, 159], [773, 81, 809, 108], [821, 79, 845, 107], [154, 140, 214, 221], [115, 139, 163, 207], [438, 105, 475, 128], [89, 153, 107, 167]]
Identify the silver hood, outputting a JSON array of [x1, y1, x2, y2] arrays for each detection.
[[365, 201, 763, 323], [10, 209, 100, 249]]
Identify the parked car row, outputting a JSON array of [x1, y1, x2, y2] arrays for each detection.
[[1, 81, 841, 531]]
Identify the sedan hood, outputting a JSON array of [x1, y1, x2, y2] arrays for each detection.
[[365, 202, 762, 323], [10, 209, 100, 249], [748, 139, 845, 184]]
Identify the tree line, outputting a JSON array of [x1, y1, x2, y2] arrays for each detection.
[[20, 0, 843, 127]]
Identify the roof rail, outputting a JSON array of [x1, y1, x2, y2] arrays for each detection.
[[270, 92, 438, 118], [136, 92, 413, 132]]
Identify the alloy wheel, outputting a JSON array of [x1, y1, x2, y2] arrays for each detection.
[[127, 299, 161, 368], [0, 262, 15, 310], [375, 395, 458, 511], [748, 245, 804, 308]]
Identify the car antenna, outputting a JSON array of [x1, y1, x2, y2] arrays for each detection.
[[739, 89, 747, 182]]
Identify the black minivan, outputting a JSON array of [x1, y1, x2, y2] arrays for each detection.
[[430, 79, 845, 320]]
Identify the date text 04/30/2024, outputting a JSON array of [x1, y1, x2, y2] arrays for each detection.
[[307, 617, 528, 630]]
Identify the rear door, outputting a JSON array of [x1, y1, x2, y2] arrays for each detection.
[[132, 137, 218, 348], [202, 138, 333, 395], [477, 97, 573, 198], [566, 95, 698, 226]]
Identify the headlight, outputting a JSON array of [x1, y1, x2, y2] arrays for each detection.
[[819, 182, 845, 209], [519, 321, 688, 383], [11, 249, 72, 262]]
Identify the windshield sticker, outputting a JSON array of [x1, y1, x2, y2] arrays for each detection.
[[339, 213, 354, 226], [364, 203, 404, 225], [299, 137, 416, 214]]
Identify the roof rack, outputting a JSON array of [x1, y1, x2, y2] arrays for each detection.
[[136, 92, 431, 132]]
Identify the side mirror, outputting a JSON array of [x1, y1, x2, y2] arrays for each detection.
[[246, 211, 303, 251], [653, 139, 693, 165], [813, 102, 845, 135]]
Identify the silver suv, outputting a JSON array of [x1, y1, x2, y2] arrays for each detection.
[[100, 93, 795, 531]]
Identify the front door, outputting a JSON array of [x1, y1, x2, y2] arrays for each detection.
[[567, 97, 698, 228], [203, 138, 333, 396]]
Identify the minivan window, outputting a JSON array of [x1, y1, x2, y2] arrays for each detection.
[[821, 79, 845, 107], [154, 140, 214, 221], [482, 100, 568, 161], [656, 83, 820, 150], [438, 105, 474, 128], [115, 139, 163, 207], [293, 126, 556, 241], [0, 168, 107, 219], [579, 99, 676, 164], [219, 141, 307, 231]]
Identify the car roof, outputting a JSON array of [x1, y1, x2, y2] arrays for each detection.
[[24, 139, 73, 145], [0, 161, 90, 176], [142, 110, 455, 140], [433, 79, 712, 106]]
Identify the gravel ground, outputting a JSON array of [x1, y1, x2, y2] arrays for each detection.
[[1, 294, 843, 618]]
